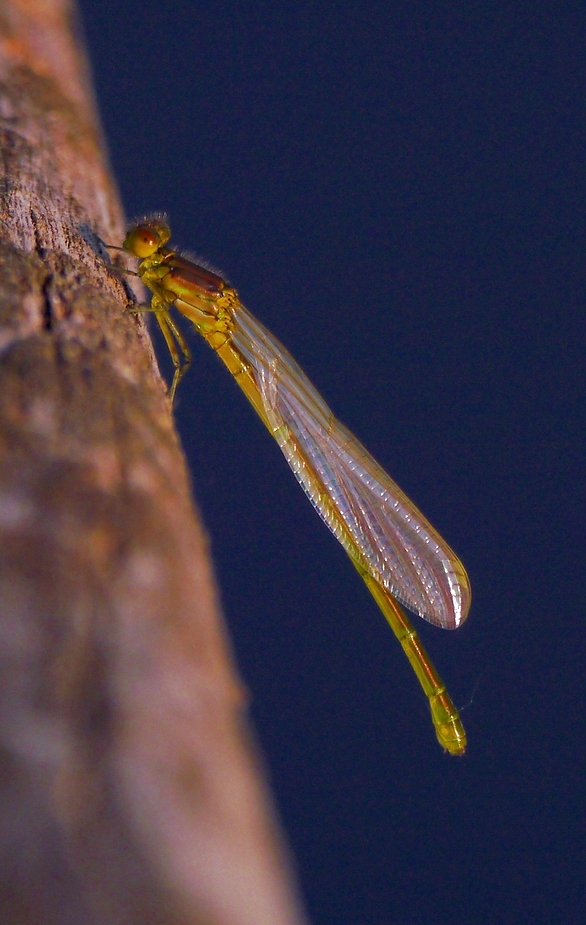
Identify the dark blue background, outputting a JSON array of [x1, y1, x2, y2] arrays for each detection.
[[78, 2, 585, 923]]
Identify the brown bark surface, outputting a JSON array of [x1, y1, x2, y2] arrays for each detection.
[[0, 2, 308, 923]]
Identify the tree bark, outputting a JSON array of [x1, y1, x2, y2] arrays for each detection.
[[0, 2, 308, 923]]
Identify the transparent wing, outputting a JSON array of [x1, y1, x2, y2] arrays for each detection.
[[230, 303, 471, 629]]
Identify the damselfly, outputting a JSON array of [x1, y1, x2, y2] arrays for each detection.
[[112, 218, 471, 754]]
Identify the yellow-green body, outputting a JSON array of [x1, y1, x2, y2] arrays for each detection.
[[122, 218, 469, 755]]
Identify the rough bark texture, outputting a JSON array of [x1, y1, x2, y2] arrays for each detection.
[[0, 2, 308, 923]]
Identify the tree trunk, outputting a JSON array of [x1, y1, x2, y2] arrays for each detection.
[[0, 2, 308, 923]]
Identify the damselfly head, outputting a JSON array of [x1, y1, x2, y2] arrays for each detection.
[[123, 218, 171, 258]]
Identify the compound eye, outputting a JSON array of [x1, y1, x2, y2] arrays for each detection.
[[123, 225, 160, 258]]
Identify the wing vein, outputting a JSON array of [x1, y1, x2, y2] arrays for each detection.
[[231, 304, 470, 628]]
